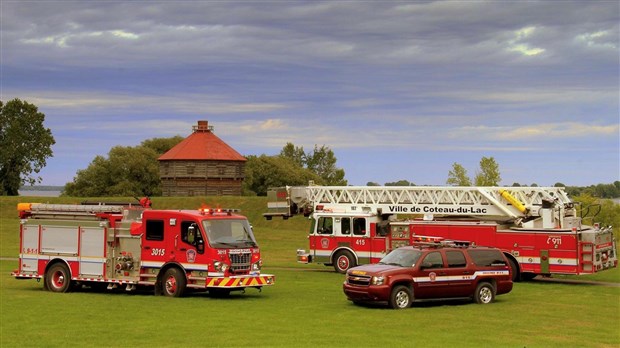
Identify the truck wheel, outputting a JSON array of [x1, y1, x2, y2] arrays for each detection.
[[507, 258, 520, 282], [45, 263, 72, 293], [333, 250, 356, 273], [474, 282, 495, 304], [162, 268, 186, 297], [389, 285, 412, 309]]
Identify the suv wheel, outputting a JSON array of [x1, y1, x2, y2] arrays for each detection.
[[389, 285, 412, 309], [474, 282, 496, 304]]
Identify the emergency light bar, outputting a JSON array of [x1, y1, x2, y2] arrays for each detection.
[[198, 208, 240, 216], [411, 235, 444, 243], [411, 235, 472, 248]]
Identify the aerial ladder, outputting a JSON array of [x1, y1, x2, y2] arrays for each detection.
[[264, 185, 578, 230]]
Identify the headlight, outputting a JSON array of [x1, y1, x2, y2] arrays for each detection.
[[371, 276, 385, 285], [213, 261, 229, 272], [252, 259, 263, 271]]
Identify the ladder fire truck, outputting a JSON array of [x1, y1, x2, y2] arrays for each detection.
[[12, 199, 274, 296], [264, 185, 617, 280]]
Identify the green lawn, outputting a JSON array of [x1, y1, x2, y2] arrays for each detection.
[[1, 196, 618, 347]]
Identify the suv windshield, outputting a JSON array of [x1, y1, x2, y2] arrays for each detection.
[[202, 219, 257, 248], [378, 249, 423, 267]]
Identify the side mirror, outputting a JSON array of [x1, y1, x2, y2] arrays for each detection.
[[420, 262, 433, 270]]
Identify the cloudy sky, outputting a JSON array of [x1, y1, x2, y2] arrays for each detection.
[[1, 1, 618, 187]]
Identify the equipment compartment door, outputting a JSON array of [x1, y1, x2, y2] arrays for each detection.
[[540, 250, 550, 274], [79, 227, 106, 276], [20, 224, 40, 273]]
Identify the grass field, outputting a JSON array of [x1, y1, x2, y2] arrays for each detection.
[[1, 196, 619, 347]]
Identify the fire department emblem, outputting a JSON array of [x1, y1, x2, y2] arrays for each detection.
[[321, 238, 329, 248], [186, 249, 196, 263], [429, 272, 437, 282]]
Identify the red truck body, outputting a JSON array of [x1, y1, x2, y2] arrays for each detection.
[[13, 201, 274, 296]]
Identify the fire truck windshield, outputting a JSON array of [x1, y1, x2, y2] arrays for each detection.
[[377, 248, 423, 267], [202, 219, 258, 248]]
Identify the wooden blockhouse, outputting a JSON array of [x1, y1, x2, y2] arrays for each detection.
[[158, 120, 246, 196]]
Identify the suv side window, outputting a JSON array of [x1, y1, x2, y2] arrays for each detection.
[[421, 251, 444, 268], [468, 249, 507, 266], [446, 250, 467, 268]]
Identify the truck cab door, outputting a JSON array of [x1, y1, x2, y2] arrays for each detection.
[[313, 216, 335, 264], [176, 221, 205, 265]]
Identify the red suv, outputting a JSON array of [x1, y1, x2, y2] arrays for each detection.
[[343, 243, 513, 309]]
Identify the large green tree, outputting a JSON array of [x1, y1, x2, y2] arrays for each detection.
[[243, 155, 321, 196], [0, 99, 55, 195], [279, 142, 305, 167], [141, 136, 184, 154], [446, 163, 472, 186], [385, 180, 415, 186], [572, 194, 620, 236], [62, 136, 182, 197], [445, 157, 501, 186], [280, 142, 347, 186], [474, 157, 501, 186]]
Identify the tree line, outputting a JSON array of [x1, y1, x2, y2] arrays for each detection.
[[2, 98, 618, 199]]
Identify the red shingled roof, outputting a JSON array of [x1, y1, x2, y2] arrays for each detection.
[[158, 121, 246, 162]]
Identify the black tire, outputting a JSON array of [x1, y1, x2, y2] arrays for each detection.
[[333, 250, 356, 274], [45, 263, 73, 293], [389, 285, 412, 309], [507, 257, 520, 282], [161, 268, 187, 297], [474, 282, 496, 304], [520, 272, 537, 281]]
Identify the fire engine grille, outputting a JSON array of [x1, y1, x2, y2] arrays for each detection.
[[346, 274, 371, 286], [229, 252, 251, 274]]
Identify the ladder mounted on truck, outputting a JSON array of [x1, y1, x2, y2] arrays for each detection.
[[18, 202, 144, 221], [264, 185, 578, 229]]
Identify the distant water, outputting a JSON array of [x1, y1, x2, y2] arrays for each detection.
[[19, 190, 62, 197]]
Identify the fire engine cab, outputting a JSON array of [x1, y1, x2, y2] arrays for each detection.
[[12, 200, 274, 297], [265, 185, 617, 280]]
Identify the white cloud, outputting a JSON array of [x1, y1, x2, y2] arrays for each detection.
[[437, 88, 617, 105], [452, 123, 619, 141], [3, 90, 288, 114], [506, 26, 546, 57], [575, 30, 617, 50]]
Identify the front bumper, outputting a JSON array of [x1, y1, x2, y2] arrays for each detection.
[[205, 274, 275, 288], [343, 282, 390, 302]]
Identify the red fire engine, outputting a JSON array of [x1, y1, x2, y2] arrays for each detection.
[[12, 199, 274, 296], [264, 185, 617, 280]]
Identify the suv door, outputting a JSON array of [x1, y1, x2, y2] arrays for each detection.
[[445, 250, 473, 297], [414, 251, 448, 299]]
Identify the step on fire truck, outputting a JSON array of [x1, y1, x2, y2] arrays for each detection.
[[12, 199, 274, 296], [264, 185, 617, 280]]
